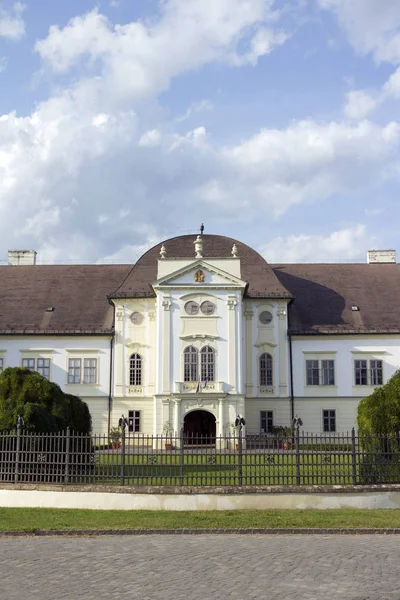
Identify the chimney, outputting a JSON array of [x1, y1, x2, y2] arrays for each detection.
[[367, 250, 396, 264], [8, 250, 37, 266]]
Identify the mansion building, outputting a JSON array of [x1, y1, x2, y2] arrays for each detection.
[[0, 235, 399, 436]]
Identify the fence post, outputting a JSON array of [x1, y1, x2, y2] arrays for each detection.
[[351, 428, 357, 485], [14, 420, 21, 484], [64, 427, 70, 485], [179, 428, 184, 486], [120, 419, 126, 486], [238, 427, 243, 486], [296, 425, 300, 486]]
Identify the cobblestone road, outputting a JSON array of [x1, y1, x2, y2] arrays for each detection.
[[1, 534, 399, 599]]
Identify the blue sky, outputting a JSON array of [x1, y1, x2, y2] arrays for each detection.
[[1, 0, 400, 263]]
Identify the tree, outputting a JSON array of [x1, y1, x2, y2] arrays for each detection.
[[357, 370, 400, 436], [0, 367, 91, 433]]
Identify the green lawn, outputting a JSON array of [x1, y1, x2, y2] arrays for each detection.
[[1, 508, 400, 531]]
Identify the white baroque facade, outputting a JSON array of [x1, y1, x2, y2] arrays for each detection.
[[0, 235, 399, 435]]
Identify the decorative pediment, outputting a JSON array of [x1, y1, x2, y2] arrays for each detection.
[[153, 259, 247, 290]]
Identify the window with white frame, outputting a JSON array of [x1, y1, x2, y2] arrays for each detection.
[[129, 353, 142, 386], [354, 359, 383, 386], [128, 410, 141, 433], [259, 353, 273, 386], [22, 358, 35, 371], [260, 410, 273, 433], [184, 346, 198, 382], [306, 359, 335, 386], [184, 346, 215, 383], [37, 358, 50, 379], [200, 346, 215, 382], [83, 358, 97, 384], [323, 409, 336, 432], [68, 358, 81, 384]]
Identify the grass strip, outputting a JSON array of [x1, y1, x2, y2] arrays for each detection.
[[1, 508, 400, 532]]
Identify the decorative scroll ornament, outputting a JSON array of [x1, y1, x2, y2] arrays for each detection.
[[194, 269, 205, 283], [160, 245, 167, 259], [231, 244, 238, 258]]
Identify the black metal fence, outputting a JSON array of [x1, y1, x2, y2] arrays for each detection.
[[1, 425, 400, 486]]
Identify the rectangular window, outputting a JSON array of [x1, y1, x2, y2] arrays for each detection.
[[22, 358, 35, 371], [0, 357, 3, 373], [260, 410, 273, 433], [306, 359, 335, 386], [321, 360, 335, 386], [83, 358, 97, 384], [128, 410, 140, 433], [68, 358, 81, 384], [370, 360, 383, 385], [306, 360, 319, 385], [323, 409, 336, 432], [355, 359, 382, 385], [37, 358, 50, 379]]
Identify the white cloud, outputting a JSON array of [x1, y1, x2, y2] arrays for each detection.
[[260, 225, 375, 262], [317, 0, 400, 62], [176, 100, 213, 123], [0, 56, 7, 72], [35, 1, 288, 103], [138, 129, 161, 148], [319, 1, 400, 118], [0, 2, 25, 41], [344, 90, 380, 120], [0, 3, 400, 263]]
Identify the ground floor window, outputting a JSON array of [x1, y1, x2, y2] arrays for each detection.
[[260, 410, 273, 433], [128, 410, 141, 433], [323, 409, 336, 432]]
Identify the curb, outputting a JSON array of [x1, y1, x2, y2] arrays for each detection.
[[2, 528, 400, 536]]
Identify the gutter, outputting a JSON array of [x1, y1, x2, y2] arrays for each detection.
[[288, 328, 295, 423], [107, 299, 116, 434]]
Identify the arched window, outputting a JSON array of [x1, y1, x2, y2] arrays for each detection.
[[260, 353, 273, 386], [201, 346, 215, 382], [184, 346, 198, 382], [130, 353, 142, 386]]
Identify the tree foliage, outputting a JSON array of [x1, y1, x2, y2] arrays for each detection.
[[0, 367, 91, 433], [357, 370, 400, 436]]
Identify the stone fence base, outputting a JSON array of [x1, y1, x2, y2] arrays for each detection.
[[1, 484, 400, 510]]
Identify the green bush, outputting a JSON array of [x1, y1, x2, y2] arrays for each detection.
[[358, 370, 400, 437], [0, 367, 91, 433]]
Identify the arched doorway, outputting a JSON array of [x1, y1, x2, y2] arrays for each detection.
[[183, 410, 216, 445]]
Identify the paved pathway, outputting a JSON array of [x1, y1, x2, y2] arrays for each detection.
[[0, 534, 399, 599]]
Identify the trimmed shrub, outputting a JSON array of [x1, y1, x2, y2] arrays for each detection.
[[0, 367, 91, 433]]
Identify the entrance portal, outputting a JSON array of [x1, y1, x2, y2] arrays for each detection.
[[183, 410, 216, 445]]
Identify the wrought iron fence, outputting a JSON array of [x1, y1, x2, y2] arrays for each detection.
[[1, 424, 400, 486]]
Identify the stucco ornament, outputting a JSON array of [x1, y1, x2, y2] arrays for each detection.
[[194, 269, 205, 283], [194, 235, 203, 257]]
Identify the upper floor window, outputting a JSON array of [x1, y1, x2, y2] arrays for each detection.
[[184, 346, 198, 382], [37, 358, 50, 379], [22, 358, 35, 371], [68, 358, 81, 384], [260, 353, 273, 386], [355, 359, 382, 386], [22, 357, 50, 379], [68, 357, 98, 384], [306, 359, 335, 386], [84, 358, 97, 384], [200, 346, 215, 382], [129, 354, 142, 386]]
